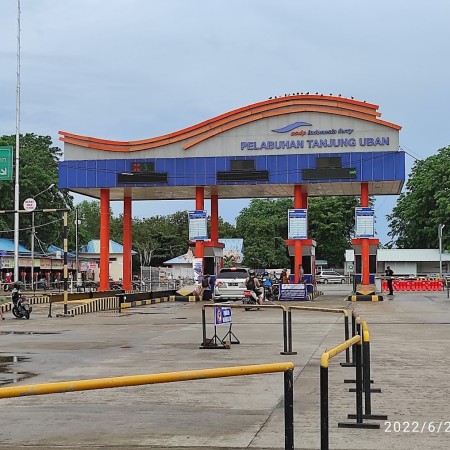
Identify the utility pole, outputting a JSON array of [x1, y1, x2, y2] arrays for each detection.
[[13, 0, 21, 282], [439, 224, 445, 278]]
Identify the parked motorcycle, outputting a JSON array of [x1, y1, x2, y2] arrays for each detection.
[[12, 296, 32, 319]]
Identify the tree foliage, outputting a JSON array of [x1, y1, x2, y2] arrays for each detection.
[[235, 197, 359, 269], [0, 134, 73, 249], [308, 196, 360, 266], [387, 146, 450, 249], [236, 198, 292, 269]]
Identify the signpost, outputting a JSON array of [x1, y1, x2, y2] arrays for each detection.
[[355, 207, 375, 238], [288, 209, 308, 239], [188, 210, 208, 240], [0, 146, 13, 181]]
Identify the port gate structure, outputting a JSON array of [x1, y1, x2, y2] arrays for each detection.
[[58, 94, 404, 291]]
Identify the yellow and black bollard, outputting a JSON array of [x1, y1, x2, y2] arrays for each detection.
[[338, 318, 380, 430]]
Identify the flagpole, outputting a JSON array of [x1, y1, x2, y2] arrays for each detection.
[[13, 0, 21, 282]]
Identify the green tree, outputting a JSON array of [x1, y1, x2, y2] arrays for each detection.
[[308, 196, 360, 267], [387, 146, 450, 249], [235, 196, 359, 269], [0, 134, 73, 249], [236, 198, 292, 268]]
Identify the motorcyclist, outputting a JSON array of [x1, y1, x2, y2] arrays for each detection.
[[245, 270, 263, 305], [11, 283, 21, 306], [262, 272, 273, 300]]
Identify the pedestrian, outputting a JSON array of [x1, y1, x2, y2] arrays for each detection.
[[385, 266, 394, 295], [298, 264, 305, 283], [281, 268, 289, 284], [200, 274, 212, 301]]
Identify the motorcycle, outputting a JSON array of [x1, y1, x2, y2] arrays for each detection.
[[262, 276, 274, 301], [242, 289, 263, 311], [12, 296, 32, 319]]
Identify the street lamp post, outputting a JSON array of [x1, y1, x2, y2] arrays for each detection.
[[75, 207, 81, 291], [30, 183, 55, 291], [439, 224, 445, 278]]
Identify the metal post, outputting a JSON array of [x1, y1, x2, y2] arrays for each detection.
[[355, 336, 364, 423], [280, 310, 296, 355], [201, 307, 207, 348], [13, 0, 21, 283], [341, 312, 356, 367], [284, 368, 294, 450], [439, 224, 445, 279], [31, 211, 35, 291], [320, 365, 329, 450], [63, 211, 68, 315], [344, 314, 350, 363], [75, 207, 79, 292]]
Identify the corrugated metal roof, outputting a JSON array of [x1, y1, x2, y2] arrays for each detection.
[[346, 248, 450, 262], [79, 239, 137, 255], [0, 238, 30, 253], [377, 249, 450, 262], [164, 239, 244, 265]]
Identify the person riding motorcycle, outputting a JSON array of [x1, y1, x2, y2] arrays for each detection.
[[244, 270, 263, 305], [11, 283, 21, 306]]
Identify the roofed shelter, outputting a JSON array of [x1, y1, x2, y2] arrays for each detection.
[[58, 95, 404, 291]]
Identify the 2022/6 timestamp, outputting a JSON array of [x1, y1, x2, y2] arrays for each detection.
[[385, 421, 450, 433]]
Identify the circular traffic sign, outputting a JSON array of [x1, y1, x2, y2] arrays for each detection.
[[23, 198, 37, 212]]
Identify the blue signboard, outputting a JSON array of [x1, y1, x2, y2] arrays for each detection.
[[288, 209, 308, 239], [214, 306, 232, 326], [355, 207, 375, 238], [279, 283, 307, 301], [188, 210, 208, 240]]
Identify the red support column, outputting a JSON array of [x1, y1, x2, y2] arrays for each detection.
[[211, 194, 219, 244], [99, 189, 110, 291], [361, 183, 370, 285], [302, 192, 308, 209], [195, 187, 204, 261], [122, 196, 132, 291], [294, 184, 303, 209], [361, 182, 369, 207]]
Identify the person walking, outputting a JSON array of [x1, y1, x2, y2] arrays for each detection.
[[385, 266, 394, 296]]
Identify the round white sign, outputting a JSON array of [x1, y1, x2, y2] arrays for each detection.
[[23, 198, 37, 212]]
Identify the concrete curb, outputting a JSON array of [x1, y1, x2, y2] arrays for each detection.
[[347, 294, 384, 302]]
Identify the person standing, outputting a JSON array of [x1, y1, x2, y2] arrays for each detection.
[[200, 274, 212, 301], [385, 266, 394, 295]]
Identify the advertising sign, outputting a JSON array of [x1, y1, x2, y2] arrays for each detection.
[[192, 257, 203, 283], [355, 207, 375, 238], [288, 209, 308, 239], [214, 306, 232, 326], [0, 146, 13, 181], [188, 210, 208, 240], [279, 283, 307, 301]]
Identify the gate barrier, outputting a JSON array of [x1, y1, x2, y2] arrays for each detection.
[[285, 306, 351, 363], [0, 362, 295, 450], [320, 327, 380, 450], [200, 303, 290, 354], [340, 310, 359, 368], [347, 320, 387, 421]]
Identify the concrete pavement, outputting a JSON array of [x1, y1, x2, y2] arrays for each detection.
[[0, 287, 449, 449]]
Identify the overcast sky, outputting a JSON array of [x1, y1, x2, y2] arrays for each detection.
[[1, 0, 449, 245]]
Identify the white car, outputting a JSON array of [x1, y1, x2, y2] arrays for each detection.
[[316, 270, 347, 284], [213, 268, 250, 301]]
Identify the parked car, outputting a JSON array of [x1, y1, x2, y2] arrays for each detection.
[[316, 270, 347, 284], [213, 267, 250, 301]]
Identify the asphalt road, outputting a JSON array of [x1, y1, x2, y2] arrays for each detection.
[[0, 286, 449, 449]]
